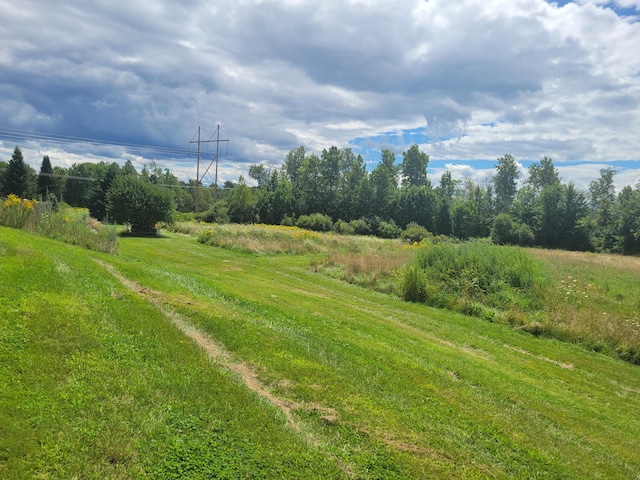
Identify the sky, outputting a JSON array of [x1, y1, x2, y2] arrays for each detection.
[[1, 0, 639, 191]]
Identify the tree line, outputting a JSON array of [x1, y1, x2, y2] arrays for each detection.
[[1, 144, 639, 254], [244, 146, 640, 255]]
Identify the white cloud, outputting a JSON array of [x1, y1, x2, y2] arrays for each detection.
[[0, 0, 639, 188]]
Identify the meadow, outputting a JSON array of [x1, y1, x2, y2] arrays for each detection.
[[2, 223, 640, 478]]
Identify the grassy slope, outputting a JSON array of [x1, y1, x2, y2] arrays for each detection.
[[2, 226, 640, 478]]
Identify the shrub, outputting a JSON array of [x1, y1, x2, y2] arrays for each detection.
[[281, 215, 296, 226], [296, 213, 333, 232], [349, 218, 371, 235], [401, 265, 427, 303], [401, 222, 431, 244], [491, 213, 516, 245], [376, 219, 401, 239], [198, 201, 230, 224], [491, 213, 535, 247], [333, 219, 355, 235]]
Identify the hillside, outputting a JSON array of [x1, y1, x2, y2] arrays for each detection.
[[2, 226, 640, 479]]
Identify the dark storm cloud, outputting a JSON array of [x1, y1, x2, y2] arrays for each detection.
[[0, 0, 639, 186]]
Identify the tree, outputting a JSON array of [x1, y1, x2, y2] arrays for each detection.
[[249, 164, 272, 188], [227, 176, 255, 223], [589, 167, 618, 251], [2, 147, 35, 198], [283, 146, 306, 184], [339, 149, 366, 221], [369, 149, 399, 218], [92, 162, 121, 221], [392, 185, 436, 230], [618, 184, 640, 254], [0, 161, 7, 193], [63, 162, 104, 209], [493, 154, 519, 213], [106, 175, 174, 233], [297, 153, 324, 216], [512, 185, 540, 234], [560, 183, 591, 251], [401, 144, 429, 187], [491, 213, 534, 246], [527, 156, 559, 192], [320, 146, 343, 218], [37, 155, 55, 199], [436, 170, 457, 201]]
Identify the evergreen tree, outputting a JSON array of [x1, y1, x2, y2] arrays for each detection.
[[2, 147, 35, 197], [0, 161, 8, 193], [37, 155, 55, 199]]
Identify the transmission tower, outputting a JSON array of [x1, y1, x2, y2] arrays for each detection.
[[189, 125, 229, 212]]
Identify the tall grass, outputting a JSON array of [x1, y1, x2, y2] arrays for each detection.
[[528, 249, 640, 364], [403, 240, 549, 320], [0, 198, 118, 254], [26, 203, 118, 254], [170, 221, 396, 256]]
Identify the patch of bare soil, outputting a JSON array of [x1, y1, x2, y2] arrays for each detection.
[[503, 344, 574, 370]]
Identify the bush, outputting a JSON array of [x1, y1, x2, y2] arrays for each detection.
[[106, 176, 175, 233], [491, 213, 516, 245], [401, 222, 431, 243], [198, 201, 230, 224], [296, 213, 333, 232], [401, 266, 427, 303], [349, 218, 371, 235], [333, 219, 355, 235], [376, 219, 401, 239], [281, 215, 296, 226], [491, 213, 535, 247]]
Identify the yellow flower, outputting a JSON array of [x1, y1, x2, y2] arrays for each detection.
[[4, 194, 21, 208]]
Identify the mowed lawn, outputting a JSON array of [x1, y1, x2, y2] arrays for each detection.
[[2, 226, 640, 479]]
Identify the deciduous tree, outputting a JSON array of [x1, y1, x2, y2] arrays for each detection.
[[106, 175, 174, 233], [493, 154, 519, 213], [401, 144, 429, 187]]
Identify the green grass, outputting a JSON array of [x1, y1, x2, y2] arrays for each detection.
[[2, 225, 640, 478]]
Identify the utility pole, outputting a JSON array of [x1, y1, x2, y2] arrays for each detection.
[[189, 125, 229, 213]]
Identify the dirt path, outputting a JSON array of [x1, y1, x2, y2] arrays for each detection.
[[95, 259, 311, 426], [95, 260, 342, 442]]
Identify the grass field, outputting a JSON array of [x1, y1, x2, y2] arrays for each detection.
[[2, 225, 640, 478]]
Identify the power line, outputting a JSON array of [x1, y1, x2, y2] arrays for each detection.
[[189, 125, 229, 213], [0, 126, 193, 157]]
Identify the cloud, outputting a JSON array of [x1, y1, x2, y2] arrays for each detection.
[[0, 0, 639, 188]]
